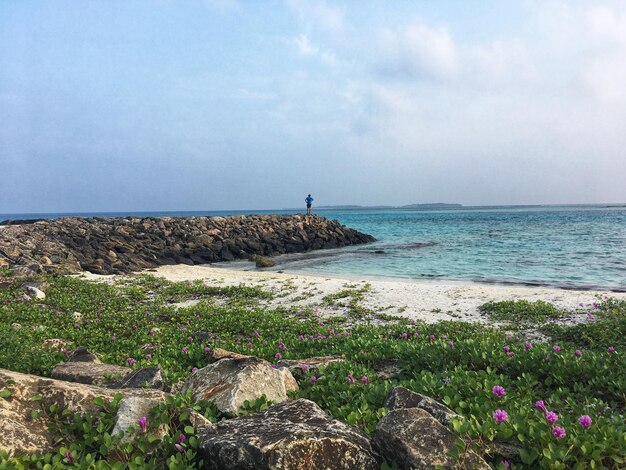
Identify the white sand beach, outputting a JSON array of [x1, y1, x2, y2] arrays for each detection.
[[82, 264, 626, 324]]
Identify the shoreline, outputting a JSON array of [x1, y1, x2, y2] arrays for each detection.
[[80, 263, 626, 324]]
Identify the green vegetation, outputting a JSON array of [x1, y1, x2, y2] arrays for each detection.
[[479, 300, 564, 326], [1, 275, 625, 468]]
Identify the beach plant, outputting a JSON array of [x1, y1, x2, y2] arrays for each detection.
[[1, 274, 625, 468]]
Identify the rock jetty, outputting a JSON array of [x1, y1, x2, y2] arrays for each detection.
[[0, 215, 374, 275]]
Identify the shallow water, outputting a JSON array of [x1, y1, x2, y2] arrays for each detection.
[[2, 205, 625, 290]]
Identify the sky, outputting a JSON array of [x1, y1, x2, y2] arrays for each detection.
[[1, 0, 626, 213]]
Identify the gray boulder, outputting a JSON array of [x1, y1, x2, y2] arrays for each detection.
[[198, 398, 379, 469], [51, 362, 131, 386], [113, 366, 165, 390], [24, 285, 45, 300], [111, 396, 160, 440], [182, 357, 298, 415], [373, 408, 489, 470], [384, 386, 461, 426], [251, 254, 276, 268]]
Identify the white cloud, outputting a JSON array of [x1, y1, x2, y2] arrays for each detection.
[[294, 34, 338, 66], [285, 0, 344, 32]]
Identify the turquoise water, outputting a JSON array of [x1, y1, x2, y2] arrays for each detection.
[[2, 205, 625, 290]]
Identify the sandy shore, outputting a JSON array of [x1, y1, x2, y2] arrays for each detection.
[[81, 264, 626, 324]]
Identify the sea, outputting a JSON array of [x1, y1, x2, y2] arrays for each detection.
[[2, 205, 625, 292]]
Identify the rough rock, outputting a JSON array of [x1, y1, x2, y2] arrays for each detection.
[[0, 215, 375, 275], [182, 356, 298, 415], [384, 387, 461, 426], [0, 368, 168, 456], [251, 254, 276, 268], [276, 356, 345, 378], [24, 285, 45, 300], [111, 396, 160, 439], [198, 399, 379, 469], [373, 408, 489, 470], [67, 346, 101, 363], [51, 362, 131, 386], [41, 338, 69, 351], [112, 366, 165, 390], [210, 347, 251, 361]]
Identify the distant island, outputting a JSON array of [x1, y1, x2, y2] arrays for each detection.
[[285, 203, 463, 211]]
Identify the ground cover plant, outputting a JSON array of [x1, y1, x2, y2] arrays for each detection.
[[1, 273, 625, 468]]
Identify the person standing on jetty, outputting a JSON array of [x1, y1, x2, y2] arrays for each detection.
[[305, 194, 314, 215]]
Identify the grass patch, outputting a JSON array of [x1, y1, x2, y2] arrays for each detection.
[[1, 275, 625, 469]]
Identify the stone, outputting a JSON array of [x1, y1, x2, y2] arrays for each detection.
[[251, 254, 276, 268], [182, 357, 298, 415], [0, 368, 168, 456], [0, 215, 374, 275], [112, 366, 166, 390], [276, 356, 345, 378], [210, 347, 251, 361], [41, 338, 69, 351], [51, 362, 131, 386], [373, 408, 489, 470], [67, 346, 101, 363], [24, 285, 45, 300], [111, 396, 160, 440], [198, 399, 379, 469], [384, 387, 461, 426]]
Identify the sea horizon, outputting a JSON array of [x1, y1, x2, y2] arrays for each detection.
[[3, 204, 625, 293]]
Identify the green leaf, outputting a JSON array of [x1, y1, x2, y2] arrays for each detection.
[[0, 389, 12, 399], [520, 448, 539, 465], [184, 425, 195, 435]]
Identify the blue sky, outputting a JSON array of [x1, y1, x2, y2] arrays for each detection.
[[1, 0, 626, 212]]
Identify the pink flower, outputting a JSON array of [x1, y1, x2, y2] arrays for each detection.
[[137, 416, 147, 433], [507, 352, 514, 357], [401, 332, 408, 339], [177, 434, 186, 443], [311, 376, 317, 384], [275, 352, 281, 359], [575, 350, 582, 357], [441, 335, 447, 340], [127, 357, 137, 366], [493, 409, 508, 424], [503, 345, 511, 353], [191, 367, 198, 373], [552, 345, 561, 352], [552, 426, 566, 438], [414, 332, 419, 338], [149, 328, 155, 336], [502, 460, 510, 468], [448, 341, 454, 348], [535, 400, 548, 414], [361, 375, 368, 384], [524, 342, 532, 350], [111, 336, 116, 342], [492, 385, 506, 398], [175, 443, 185, 453], [578, 415, 592, 428], [64, 451, 74, 463], [545, 411, 558, 425], [430, 335, 435, 341], [300, 364, 308, 373], [346, 374, 355, 384], [204, 346, 210, 353], [145, 354, 152, 360], [587, 313, 594, 320], [181, 347, 188, 354], [607, 346, 616, 353]]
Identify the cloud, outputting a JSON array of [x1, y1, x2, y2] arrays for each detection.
[[294, 34, 337, 65], [376, 21, 458, 81], [285, 0, 344, 32]]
